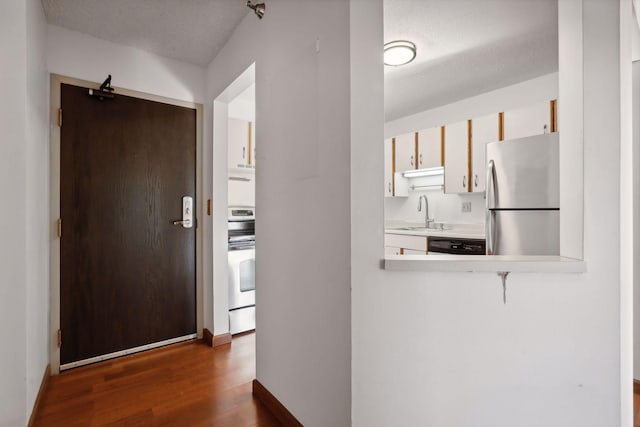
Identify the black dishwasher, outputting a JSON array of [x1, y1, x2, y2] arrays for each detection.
[[427, 237, 486, 255]]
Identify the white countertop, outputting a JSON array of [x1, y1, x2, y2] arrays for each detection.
[[385, 255, 587, 273], [384, 222, 485, 240]]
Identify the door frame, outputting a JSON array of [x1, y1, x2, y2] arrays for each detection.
[[49, 74, 204, 374]]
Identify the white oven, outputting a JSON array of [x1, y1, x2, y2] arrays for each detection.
[[228, 207, 255, 334]]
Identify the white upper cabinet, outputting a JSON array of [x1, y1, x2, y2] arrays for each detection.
[[471, 113, 499, 193], [395, 132, 416, 172], [228, 117, 251, 170], [503, 100, 554, 141], [384, 138, 393, 197], [444, 120, 469, 194], [250, 121, 256, 168], [417, 126, 442, 169]]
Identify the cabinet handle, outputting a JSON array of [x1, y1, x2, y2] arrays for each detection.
[[419, 153, 423, 165], [474, 174, 478, 188], [242, 147, 246, 159], [388, 182, 391, 193], [410, 155, 414, 166], [463, 176, 467, 188]]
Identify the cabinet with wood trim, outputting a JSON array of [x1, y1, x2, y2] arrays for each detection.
[[417, 126, 443, 169], [250, 121, 256, 168], [394, 132, 417, 172], [502, 99, 557, 141], [443, 120, 470, 194], [228, 117, 255, 170], [384, 138, 394, 197], [470, 113, 500, 192], [384, 233, 428, 255]]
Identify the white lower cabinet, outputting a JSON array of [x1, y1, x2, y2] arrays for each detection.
[[228, 174, 255, 206], [385, 233, 428, 255], [385, 246, 401, 256], [402, 249, 427, 255]]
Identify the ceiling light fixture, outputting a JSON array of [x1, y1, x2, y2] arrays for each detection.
[[246, 1, 265, 19], [384, 40, 417, 66]]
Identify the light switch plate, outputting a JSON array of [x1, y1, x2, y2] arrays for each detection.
[[461, 201, 472, 213]]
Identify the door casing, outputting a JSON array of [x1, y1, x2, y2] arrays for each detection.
[[49, 74, 204, 374]]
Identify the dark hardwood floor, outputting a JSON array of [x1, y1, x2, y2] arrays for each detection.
[[34, 332, 281, 426]]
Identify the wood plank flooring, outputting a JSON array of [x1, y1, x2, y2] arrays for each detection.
[[34, 333, 281, 426]]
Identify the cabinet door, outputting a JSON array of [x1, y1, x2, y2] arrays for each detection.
[[250, 121, 256, 168], [228, 175, 255, 206], [228, 117, 250, 169], [395, 132, 416, 172], [503, 100, 553, 141], [471, 113, 499, 193], [444, 120, 469, 194], [385, 246, 401, 256], [417, 126, 442, 169], [403, 248, 427, 255], [384, 138, 393, 197]]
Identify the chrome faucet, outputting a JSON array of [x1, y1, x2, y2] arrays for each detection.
[[418, 195, 434, 228]]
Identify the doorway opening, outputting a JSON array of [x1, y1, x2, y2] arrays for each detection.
[[212, 64, 256, 343]]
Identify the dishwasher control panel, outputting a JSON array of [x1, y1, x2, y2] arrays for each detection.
[[427, 237, 486, 255]]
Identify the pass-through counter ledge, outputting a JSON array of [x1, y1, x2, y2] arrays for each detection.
[[384, 255, 587, 274]]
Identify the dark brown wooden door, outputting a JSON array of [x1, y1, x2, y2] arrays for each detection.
[[60, 83, 196, 365]]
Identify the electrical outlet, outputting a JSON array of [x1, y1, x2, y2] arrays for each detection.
[[461, 201, 472, 213]]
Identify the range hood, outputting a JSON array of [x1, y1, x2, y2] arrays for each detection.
[[402, 166, 444, 178]]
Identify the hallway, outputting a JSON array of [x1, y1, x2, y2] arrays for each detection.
[[33, 333, 280, 426]]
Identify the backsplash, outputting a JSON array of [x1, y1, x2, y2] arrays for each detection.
[[384, 175, 485, 226]]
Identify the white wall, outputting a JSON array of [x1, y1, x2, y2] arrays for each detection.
[[25, 0, 50, 419], [0, 1, 49, 425], [0, 3, 28, 426], [47, 25, 205, 103], [206, 1, 352, 425], [45, 23, 211, 334], [228, 84, 255, 122], [632, 62, 640, 380], [385, 73, 558, 139], [352, 1, 627, 427], [383, 73, 558, 226]]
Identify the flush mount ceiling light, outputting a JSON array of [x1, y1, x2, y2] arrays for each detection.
[[384, 40, 417, 66]]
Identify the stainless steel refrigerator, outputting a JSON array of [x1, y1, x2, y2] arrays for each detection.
[[485, 132, 559, 255]]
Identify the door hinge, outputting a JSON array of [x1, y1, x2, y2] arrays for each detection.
[[57, 329, 62, 348], [57, 218, 62, 238], [207, 199, 211, 216], [58, 108, 63, 127]]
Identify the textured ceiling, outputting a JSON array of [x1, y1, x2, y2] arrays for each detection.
[[41, 0, 558, 114], [41, 0, 249, 66], [384, 0, 558, 121]]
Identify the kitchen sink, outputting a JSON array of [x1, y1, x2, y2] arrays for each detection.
[[391, 226, 448, 232]]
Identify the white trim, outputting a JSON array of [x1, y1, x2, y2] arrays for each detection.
[[60, 334, 197, 371], [49, 74, 204, 374], [384, 255, 587, 273], [620, 0, 635, 425]]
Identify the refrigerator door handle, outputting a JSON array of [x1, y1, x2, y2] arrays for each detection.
[[486, 160, 496, 255]]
